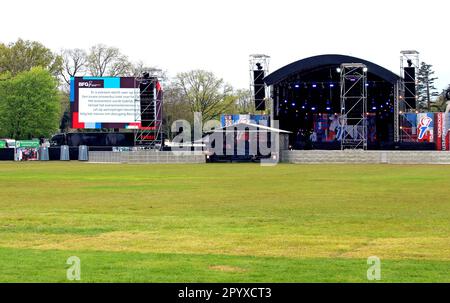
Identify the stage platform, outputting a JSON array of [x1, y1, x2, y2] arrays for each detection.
[[281, 150, 450, 164]]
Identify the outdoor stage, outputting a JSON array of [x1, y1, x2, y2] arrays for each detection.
[[264, 53, 450, 151]]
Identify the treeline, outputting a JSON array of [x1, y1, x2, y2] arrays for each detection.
[[0, 38, 256, 140]]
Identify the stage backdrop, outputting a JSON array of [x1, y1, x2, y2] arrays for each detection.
[[221, 114, 270, 127], [71, 77, 142, 129]]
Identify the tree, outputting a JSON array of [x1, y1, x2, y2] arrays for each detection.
[[0, 67, 60, 139], [0, 38, 62, 77], [417, 62, 439, 110], [162, 83, 193, 139], [87, 44, 132, 77], [60, 48, 88, 86], [429, 84, 450, 112], [174, 70, 235, 124], [232, 88, 255, 114], [130, 61, 168, 80]]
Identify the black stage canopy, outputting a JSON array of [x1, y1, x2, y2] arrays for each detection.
[[265, 54, 401, 150], [264, 54, 399, 86]]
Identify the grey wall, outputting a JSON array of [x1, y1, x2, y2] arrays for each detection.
[[281, 150, 450, 164], [89, 151, 206, 164]]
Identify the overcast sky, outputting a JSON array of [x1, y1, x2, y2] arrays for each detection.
[[1, 0, 449, 90]]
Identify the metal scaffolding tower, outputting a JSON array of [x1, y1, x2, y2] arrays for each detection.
[[134, 75, 163, 148], [340, 63, 368, 150], [394, 50, 420, 142], [249, 54, 270, 114]]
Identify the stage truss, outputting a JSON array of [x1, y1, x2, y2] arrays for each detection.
[[249, 54, 270, 114], [134, 76, 163, 148], [340, 63, 368, 150], [394, 50, 420, 142]]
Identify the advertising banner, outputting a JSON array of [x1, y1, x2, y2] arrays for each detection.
[[434, 113, 444, 151], [221, 114, 270, 127], [416, 113, 434, 143], [15, 140, 40, 161], [0, 140, 6, 149]]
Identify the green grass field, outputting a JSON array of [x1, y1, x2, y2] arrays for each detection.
[[0, 162, 449, 282]]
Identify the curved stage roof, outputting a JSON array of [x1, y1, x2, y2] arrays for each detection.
[[264, 54, 400, 85]]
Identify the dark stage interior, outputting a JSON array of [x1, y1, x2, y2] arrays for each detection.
[[265, 55, 400, 150]]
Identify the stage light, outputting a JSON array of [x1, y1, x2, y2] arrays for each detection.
[[284, 100, 288, 103], [295, 84, 300, 88], [372, 107, 377, 110], [363, 67, 368, 72], [326, 107, 331, 111], [292, 103, 296, 107], [329, 84, 334, 88], [301, 106, 305, 109], [311, 107, 316, 111], [336, 68, 341, 73], [365, 83, 369, 87], [312, 84, 317, 88]]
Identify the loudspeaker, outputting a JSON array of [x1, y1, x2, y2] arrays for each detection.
[[139, 80, 155, 127], [253, 70, 265, 111], [404, 67, 416, 109]]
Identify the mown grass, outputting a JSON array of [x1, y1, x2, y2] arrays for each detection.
[[0, 162, 449, 282]]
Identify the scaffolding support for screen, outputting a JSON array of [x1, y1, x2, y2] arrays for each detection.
[[134, 76, 162, 148], [394, 50, 420, 142], [340, 63, 368, 150]]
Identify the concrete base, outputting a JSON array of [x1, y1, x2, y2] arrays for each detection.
[[281, 150, 450, 164], [88, 151, 206, 164]]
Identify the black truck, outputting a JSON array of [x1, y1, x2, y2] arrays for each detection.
[[50, 132, 135, 147]]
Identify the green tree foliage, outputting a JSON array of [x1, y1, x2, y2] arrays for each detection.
[[0, 39, 62, 77], [429, 84, 450, 112], [231, 88, 255, 114], [162, 83, 193, 139], [417, 62, 439, 110], [0, 67, 60, 139], [174, 70, 235, 123]]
